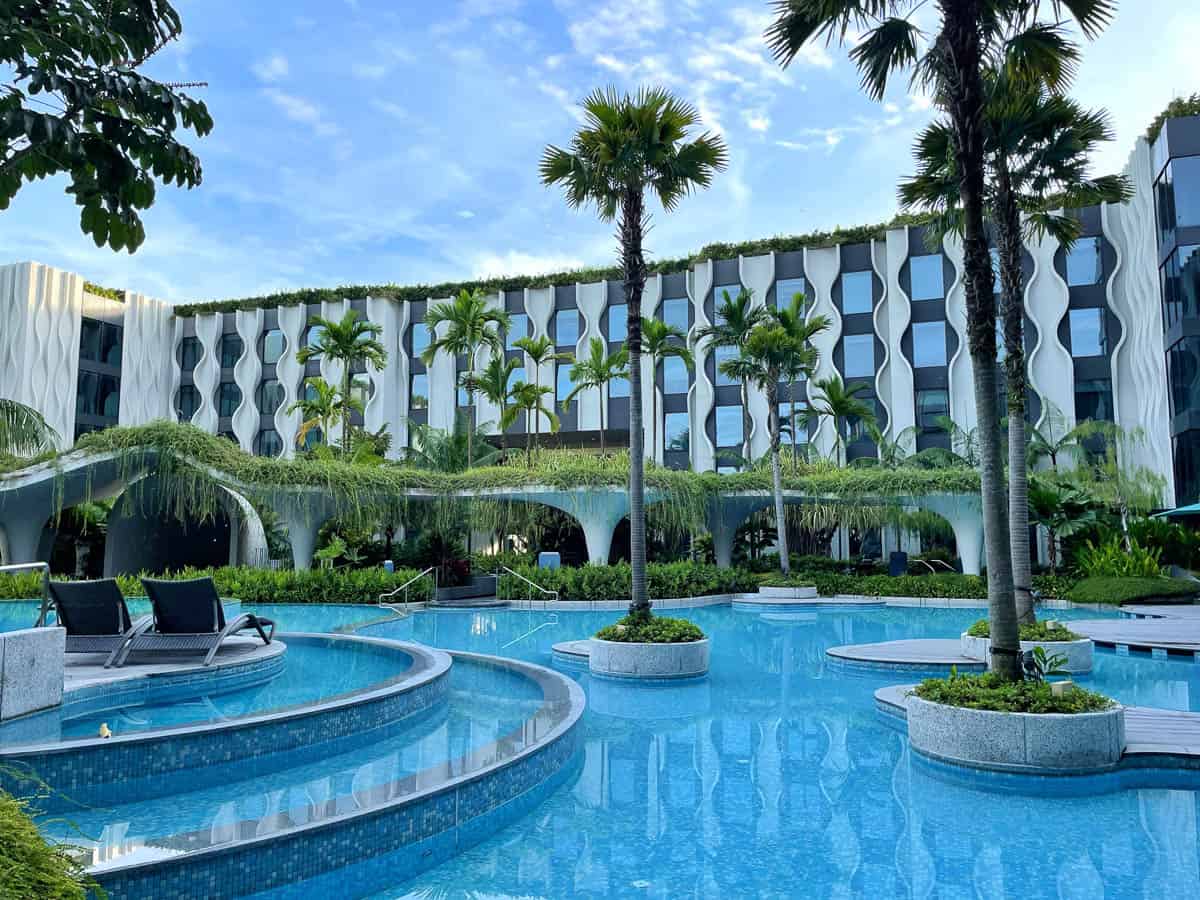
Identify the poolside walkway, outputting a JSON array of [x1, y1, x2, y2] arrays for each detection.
[[1067, 613, 1200, 655]]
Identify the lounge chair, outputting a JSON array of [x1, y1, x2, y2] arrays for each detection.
[[113, 577, 275, 667], [45, 579, 152, 668]]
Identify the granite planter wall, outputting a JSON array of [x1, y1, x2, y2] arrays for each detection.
[[906, 693, 1125, 773], [960, 633, 1094, 674], [589, 638, 710, 680], [757, 585, 818, 600], [0, 626, 65, 720]]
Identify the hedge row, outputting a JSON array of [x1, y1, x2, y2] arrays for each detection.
[[498, 562, 757, 603], [1064, 576, 1200, 606]]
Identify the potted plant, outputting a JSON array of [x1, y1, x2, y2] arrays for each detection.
[[588, 615, 710, 680], [960, 618, 1093, 673]]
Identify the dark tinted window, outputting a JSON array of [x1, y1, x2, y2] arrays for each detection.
[[176, 385, 199, 421], [917, 389, 949, 432], [217, 382, 242, 417], [179, 337, 200, 371], [257, 379, 285, 415], [254, 429, 283, 457], [1074, 378, 1114, 422], [261, 329, 285, 365], [220, 334, 244, 368]]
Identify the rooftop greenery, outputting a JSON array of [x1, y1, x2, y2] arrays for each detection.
[[1145, 92, 1200, 144], [83, 281, 123, 302]]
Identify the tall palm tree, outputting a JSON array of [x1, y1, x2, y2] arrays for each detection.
[[902, 69, 1130, 624], [0, 398, 57, 457], [696, 287, 771, 463], [641, 316, 693, 460], [475, 353, 522, 454], [513, 335, 570, 453], [773, 294, 829, 472], [502, 382, 560, 467], [422, 289, 511, 469], [288, 378, 350, 450], [767, 0, 1115, 680], [562, 337, 628, 452], [808, 376, 875, 466], [297, 310, 387, 454], [542, 86, 727, 621], [1027, 401, 1095, 471]]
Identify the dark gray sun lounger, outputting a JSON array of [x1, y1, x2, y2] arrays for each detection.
[[113, 577, 275, 667], [46, 578, 152, 668]]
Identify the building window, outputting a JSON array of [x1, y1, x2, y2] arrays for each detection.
[[217, 382, 242, 417], [220, 333, 244, 368], [410, 374, 429, 409], [303, 380, 319, 403], [1156, 155, 1200, 245], [995, 320, 1006, 363], [841, 271, 873, 314], [101, 326, 122, 367], [909, 255, 944, 301], [714, 345, 739, 387], [661, 297, 689, 331], [990, 248, 1002, 294], [305, 324, 325, 350], [1065, 237, 1102, 287], [555, 309, 579, 347], [1075, 378, 1114, 422], [261, 329, 285, 365], [608, 304, 627, 343], [411, 322, 431, 356], [179, 336, 200, 372], [254, 429, 283, 458], [779, 401, 808, 443], [556, 365, 573, 404], [350, 373, 372, 409], [775, 277, 807, 311], [76, 373, 119, 417], [457, 383, 471, 407], [846, 399, 875, 443], [303, 427, 323, 450], [506, 314, 529, 350], [916, 389, 949, 432], [1068, 308, 1106, 358], [1174, 430, 1200, 507], [508, 367, 525, 393], [713, 284, 742, 307], [664, 412, 690, 452], [715, 404, 743, 447], [256, 379, 285, 415], [912, 321, 947, 368], [1162, 244, 1200, 330], [80, 320, 102, 362], [609, 375, 630, 398], [1168, 336, 1200, 418], [176, 385, 199, 421], [663, 356, 689, 395], [842, 333, 875, 378]]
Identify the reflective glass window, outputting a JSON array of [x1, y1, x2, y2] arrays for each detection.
[[841, 271, 873, 314], [608, 305, 627, 342], [555, 309, 579, 347], [664, 413, 690, 452], [663, 356, 689, 394], [909, 255, 944, 301], [1066, 237, 1102, 287], [715, 404, 743, 447], [842, 333, 875, 378], [912, 321, 947, 368], [1068, 308, 1106, 358]]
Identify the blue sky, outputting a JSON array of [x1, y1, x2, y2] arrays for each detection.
[[5, 0, 1199, 303]]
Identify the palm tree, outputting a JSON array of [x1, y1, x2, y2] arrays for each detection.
[[808, 376, 875, 466], [773, 294, 829, 472], [296, 310, 387, 453], [423, 288, 511, 470], [1028, 476, 1100, 570], [696, 287, 771, 463], [475, 354, 522, 454], [641, 316, 693, 460], [542, 87, 726, 621], [1027, 400, 1099, 471], [562, 337, 629, 452], [767, 0, 1114, 680], [902, 69, 1130, 625], [503, 382, 560, 466], [513, 335, 570, 453], [405, 413, 503, 472], [288, 378, 350, 450], [0, 398, 57, 457]]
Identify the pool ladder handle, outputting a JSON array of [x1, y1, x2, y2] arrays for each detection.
[[497, 566, 560, 649], [378, 566, 438, 614], [1, 561, 52, 626]]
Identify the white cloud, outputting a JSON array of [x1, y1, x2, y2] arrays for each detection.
[[252, 54, 289, 83], [262, 89, 340, 137], [457, 210, 476, 219], [370, 100, 408, 121], [744, 110, 771, 132], [352, 63, 389, 80], [470, 250, 586, 279]]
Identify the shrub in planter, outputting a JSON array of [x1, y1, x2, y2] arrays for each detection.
[[759, 574, 817, 588], [1065, 575, 1200, 606], [966, 619, 1082, 642], [594, 614, 705, 643], [913, 671, 1113, 714]]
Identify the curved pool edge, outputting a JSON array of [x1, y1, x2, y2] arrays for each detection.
[[89, 650, 587, 900]]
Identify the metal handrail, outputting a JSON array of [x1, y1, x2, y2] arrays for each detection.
[[497, 565, 558, 607], [0, 562, 52, 626], [378, 566, 438, 612]]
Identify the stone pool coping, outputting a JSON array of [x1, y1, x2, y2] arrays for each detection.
[[89, 649, 587, 899], [0, 634, 451, 810]]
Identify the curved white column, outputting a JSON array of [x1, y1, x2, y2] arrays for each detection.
[[1024, 232, 1074, 432], [804, 246, 842, 458], [366, 296, 406, 457], [474, 290, 505, 434], [575, 280, 607, 431], [525, 287, 555, 434], [689, 260, 716, 471], [170, 316, 185, 423], [232, 308, 264, 451], [119, 292, 174, 427], [871, 237, 901, 439], [319, 299, 350, 446], [740, 253, 775, 459], [191, 313, 222, 434], [426, 296, 457, 433], [919, 493, 984, 575], [941, 234, 976, 430], [638, 273, 662, 460], [275, 304, 306, 456]]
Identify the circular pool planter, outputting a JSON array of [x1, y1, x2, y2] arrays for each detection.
[[960, 633, 1094, 674], [906, 694, 1125, 773], [588, 638, 710, 680], [756, 585, 818, 600]]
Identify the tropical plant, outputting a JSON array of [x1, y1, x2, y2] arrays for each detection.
[[1075, 536, 1164, 579], [1027, 476, 1099, 570], [474, 354, 523, 454], [1025, 646, 1070, 681], [696, 287, 771, 462], [513, 335, 570, 452], [503, 381, 560, 466], [1067, 424, 1165, 546], [642, 316, 693, 458], [422, 289, 511, 468], [541, 86, 727, 622], [404, 414, 502, 473], [768, 0, 1117, 680], [288, 378, 353, 451], [0, 398, 57, 458], [1, 0, 213, 252], [1026, 401, 1087, 470], [808, 376, 875, 465], [860, 423, 917, 470], [773, 291, 825, 472], [296, 310, 387, 453], [561, 337, 629, 452]]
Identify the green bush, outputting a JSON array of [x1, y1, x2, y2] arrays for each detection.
[[1065, 576, 1200, 606], [0, 789, 99, 899], [0, 566, 434, 605], [1128, 518, 1200, 570], [497, 562, 757, 603], [966, 618, 1082, 642], [806, 572, 987, 599], [913, 672, 1113, 714], [1031, 573, 1077, 599], [595, 614, 705, 643], [759, 574, 817, 588], [1075, 537, 1164, 578]]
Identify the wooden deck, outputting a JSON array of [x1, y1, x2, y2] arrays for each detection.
[[1068, 616, 1200, 654]]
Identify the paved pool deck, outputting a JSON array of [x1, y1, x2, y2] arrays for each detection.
[[826, 638, 985, 672], [62, 636, 283, 692]]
